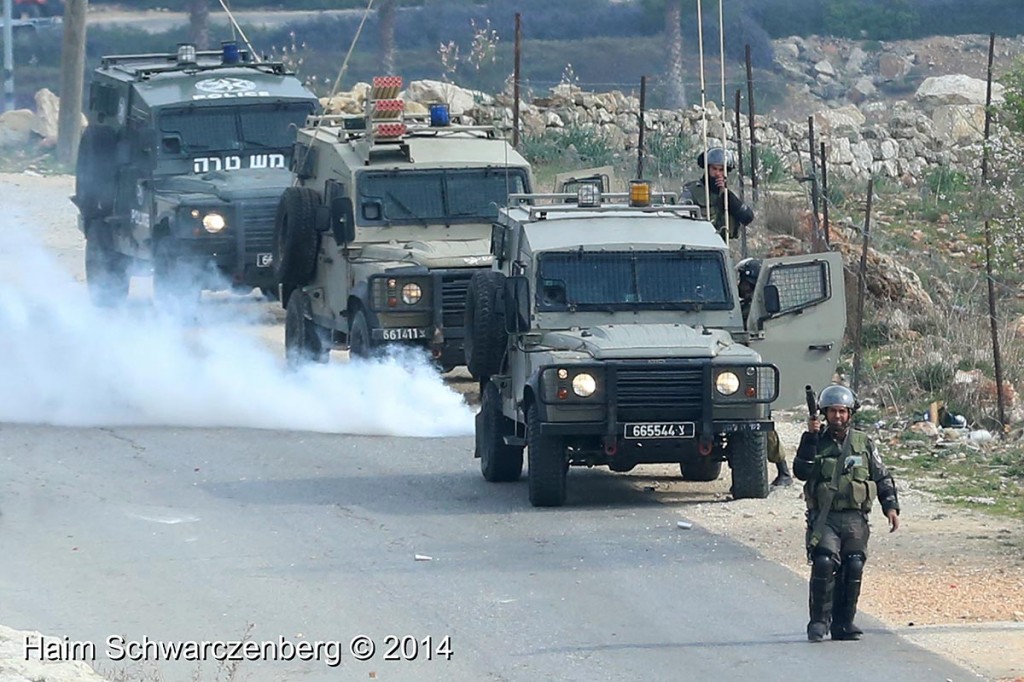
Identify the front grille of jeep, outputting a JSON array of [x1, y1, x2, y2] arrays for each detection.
[[440, 271, 480, 333], [614, 364, 705, 422], [238, 198, 278, 254]]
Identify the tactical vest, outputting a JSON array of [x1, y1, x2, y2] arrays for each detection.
[[807, 430, 877, 513]]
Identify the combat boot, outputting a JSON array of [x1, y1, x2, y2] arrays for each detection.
[[831, 554, 865, 641], [807, 553, 835, 643], [771, 460, 793, 487]]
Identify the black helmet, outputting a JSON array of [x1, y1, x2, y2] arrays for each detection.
[[697, 147, 735, 171], [817, 384, 859, 413], [736, 257, 762, 287]]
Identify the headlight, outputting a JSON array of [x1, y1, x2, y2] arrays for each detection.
[[202, 212, 226, 233], [715, 371, 740, 395], [572, 372, 597, 397], [401, 283, 422, 305]]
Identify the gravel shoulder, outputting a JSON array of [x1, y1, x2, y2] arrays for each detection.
[[2, 171, 1022, 681]]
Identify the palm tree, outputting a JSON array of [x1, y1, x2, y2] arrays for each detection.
[[188, 0, 210, 51], [379, 0, 396, 75]]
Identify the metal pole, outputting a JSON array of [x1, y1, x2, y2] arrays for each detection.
[[3, 0, 13, 112], [734, 88, 744, 200], [820, 141, 830, 247], [512, 12, 521, 149], [853, 177, 873, 395], [745, 44, 758, 203], [57, 0, 88, 166], [807, 115, 822, 251], [636, 75, 646, 179], [981, 32, 1007, 432]]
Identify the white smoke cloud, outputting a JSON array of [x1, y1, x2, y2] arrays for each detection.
[[0, 208, 474, 437]]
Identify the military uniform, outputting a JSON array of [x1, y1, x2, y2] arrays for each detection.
[[794, 425, 900, 641], [681, 179, 754, 240]]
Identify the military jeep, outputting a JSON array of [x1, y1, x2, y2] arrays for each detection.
[[276, 77, 532, 370], [466, 186, 846, 507], [73, 43, 319, 305]]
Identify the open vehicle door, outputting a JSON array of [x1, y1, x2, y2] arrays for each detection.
[[745, 251, 847, 410]]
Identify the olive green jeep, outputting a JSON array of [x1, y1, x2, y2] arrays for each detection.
[[276, 77, 533, 370], [466, 187, 846, 507], [74, 43, 320, 305]]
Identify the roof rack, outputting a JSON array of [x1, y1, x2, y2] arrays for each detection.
[[506, 192, 702, 221], [100, 50, 288, 80]]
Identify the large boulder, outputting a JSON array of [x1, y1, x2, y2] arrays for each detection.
[[0, 109, 35, 147], [813, 104, 866, 138], [405, 80, 493, 116], [915, 75, 1005, 111], [931, 104, 987, 144], [32, 88, 60, 141]]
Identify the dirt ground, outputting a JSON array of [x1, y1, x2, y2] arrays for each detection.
[[3, 170, 1023, 681]]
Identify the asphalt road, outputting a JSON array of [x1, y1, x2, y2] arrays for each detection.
[[0, 173, 976, 680]]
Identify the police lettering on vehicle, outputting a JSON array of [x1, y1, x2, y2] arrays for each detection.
[[191, 78, 271, 100]]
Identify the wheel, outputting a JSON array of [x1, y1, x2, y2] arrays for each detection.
[[679, 456, 723, 482], [153, 239, 202, 306], [728, 430, 769, 499], [348, 306, 376, 359], [464, 270, 507, 381], [527, 402, 567, 507], [274, 187, 320, 309], [477, 381, 523, 482], [75, 126, 118, 220], [84, 221, 130, 307], [285, 289, 329, 367]]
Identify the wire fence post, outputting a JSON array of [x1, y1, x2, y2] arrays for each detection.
[[820, 141, 830, 248], [853, 177, 873, 395], [745, 44, 758, 204], [512, 12, 521, 149], [637, 75, 646, 179]]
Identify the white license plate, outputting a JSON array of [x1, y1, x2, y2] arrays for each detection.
[[624, 422, 696, 439], [256, 252, 273, 267], [380, 327, 428, 341]]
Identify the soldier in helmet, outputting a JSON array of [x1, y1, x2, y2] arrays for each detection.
[[735, 257, 792, 487], [681, 147, 754, 240], [794, 384, 900, 642]]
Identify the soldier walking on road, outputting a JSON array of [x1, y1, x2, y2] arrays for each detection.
[[794, 384, 900, 642]]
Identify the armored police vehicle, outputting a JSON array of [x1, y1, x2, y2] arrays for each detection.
[[466, 184, 846, 506], [276, 77, 533, 370], [74, 43, 320, 305]]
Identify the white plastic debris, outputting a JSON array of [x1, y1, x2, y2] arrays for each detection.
[[968, 430, 994, 442], [676, 521, 693, 530], [414, 554, 433, 561]]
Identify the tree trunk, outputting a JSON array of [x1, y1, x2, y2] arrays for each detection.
[[57, 0, 87, 166], [189, 0, 210, 51], [665, 0, 686, 109], [379, 0, 396, 75]]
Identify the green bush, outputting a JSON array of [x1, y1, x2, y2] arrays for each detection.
[[521, 125, 617, 167]]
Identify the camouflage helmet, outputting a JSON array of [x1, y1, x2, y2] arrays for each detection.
[[696, 147, 736, 171], [817, 384, 859, 413], [736, 257, 762, 287]]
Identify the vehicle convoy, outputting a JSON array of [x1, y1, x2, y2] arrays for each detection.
[[274, 76, 533, 370], [74, 43, 320, 305], [466, 185, 847, 506]]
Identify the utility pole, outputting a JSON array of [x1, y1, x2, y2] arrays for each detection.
[[57, 0, 87, 165], [3, 0, 13, 112]]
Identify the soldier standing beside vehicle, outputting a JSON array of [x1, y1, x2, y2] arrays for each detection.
[[681, 147, 754, 240], [794, 384, 900, 642], [736, 257, 792, 487]]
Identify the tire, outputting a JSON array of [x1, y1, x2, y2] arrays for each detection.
[[728, 430, 769, 499], [285, 289, 329, 367], [527, 402, 567, 507], [84, 220, 130, 307], [274, 187, 320, 308], [348, 306, 376, 359], [75, 126, 118, 220], [679, 456, 723, 482], [477, 381, 523, 482], [464, 270, 507, 381]]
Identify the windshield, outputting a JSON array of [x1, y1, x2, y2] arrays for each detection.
[[357, 168, 529, 226], [536, 250, 732, 311], [158, 102, 313, 156]]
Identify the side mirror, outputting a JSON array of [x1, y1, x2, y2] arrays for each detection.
[[330, 196, 356, 244], [764, 284, 781, 314], [490, 223, 506, 265], [504, 276, 530, 333]]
